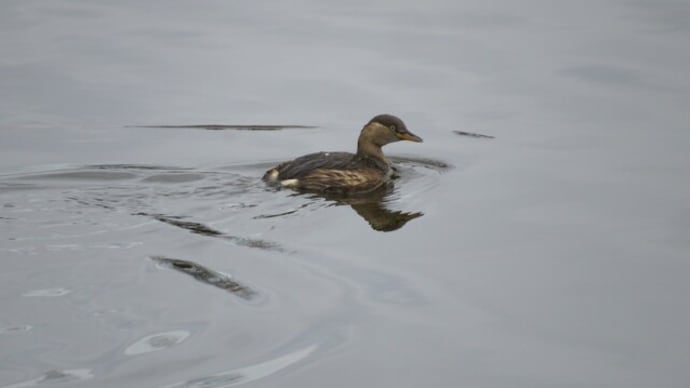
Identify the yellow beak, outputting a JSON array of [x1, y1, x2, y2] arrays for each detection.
[[399, 131, 423, 142]]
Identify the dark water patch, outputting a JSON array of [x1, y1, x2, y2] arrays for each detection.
[[126, 124, 318, 131], [624, 1, 690, 33], [452, 130, 495, 139], [560, 64, 641, 86], [151, 255, 257, 300], [138, 212, 284, 251]]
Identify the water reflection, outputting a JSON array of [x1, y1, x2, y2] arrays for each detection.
[[317, 183, 423, 232], [290, 155, 451, 232]]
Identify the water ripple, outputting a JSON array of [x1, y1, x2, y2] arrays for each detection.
[[159, 344, 317, 388], [124, 330, 191, 356]]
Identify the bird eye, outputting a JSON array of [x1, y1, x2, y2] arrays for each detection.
[[389, 124, 397, 131]]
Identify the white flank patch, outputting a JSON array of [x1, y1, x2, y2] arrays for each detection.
[[265, 169, 279, 181], [280, 179, 299, 187]]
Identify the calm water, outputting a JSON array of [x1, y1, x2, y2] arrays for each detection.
[[2, 1, 690, 387]]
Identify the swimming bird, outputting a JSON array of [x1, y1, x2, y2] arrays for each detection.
[[263, 114, 423, 194]]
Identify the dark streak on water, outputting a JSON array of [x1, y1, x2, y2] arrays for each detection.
[[150, 255, 257, 300], [137, 212, 285, 251], [126, 124, 319, 131], [139, 213, 224, 236], [389, 155, 454, 171], [452, 130, 496, 139], [252, 207, 303, 219]]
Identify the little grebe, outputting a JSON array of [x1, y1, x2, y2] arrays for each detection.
[[263, 114, 423, 194]]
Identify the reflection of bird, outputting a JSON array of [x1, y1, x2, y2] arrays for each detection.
[[263, 114, 423, 195], [350, 202, 423, 232], [333, 185, 423, 232]]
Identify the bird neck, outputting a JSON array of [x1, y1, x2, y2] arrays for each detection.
[[357, 138, 385, 161], [356, 124, 386, 161]]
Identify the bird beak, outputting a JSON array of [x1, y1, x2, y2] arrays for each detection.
[[399, 131, 423, 143]]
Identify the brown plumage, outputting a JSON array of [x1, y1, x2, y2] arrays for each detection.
[[263, 114, 423, 194]]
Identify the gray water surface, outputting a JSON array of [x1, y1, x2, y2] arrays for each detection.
[[2, 1, 690, 387]]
